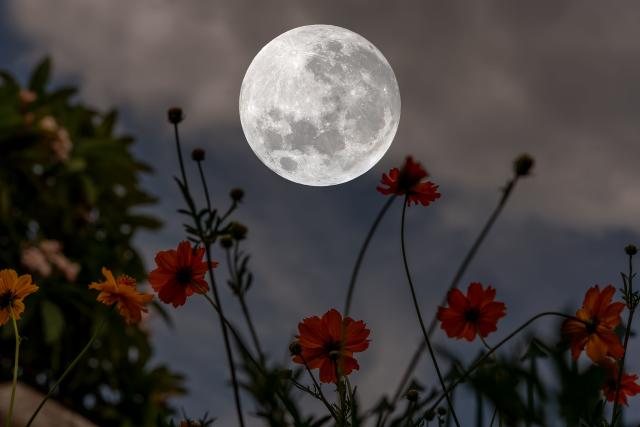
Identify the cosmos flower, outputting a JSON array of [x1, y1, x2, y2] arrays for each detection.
[[437, 282, 506, 342], [376, 156, 441, 206], [601, 359, 640, 406], [292, 309, 370, 384], [0, 269, 39, 326], [148, 241, 216, 307], [89, 268, 153, 324], [561, 285, 625, 363]]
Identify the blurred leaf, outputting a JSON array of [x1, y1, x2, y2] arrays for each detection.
[[29, 57, 51, 93], [41, 300, 65, 344]]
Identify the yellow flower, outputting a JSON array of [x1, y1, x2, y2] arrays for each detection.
[[0, 269, 39, 326], [89, 268, 153, 324]]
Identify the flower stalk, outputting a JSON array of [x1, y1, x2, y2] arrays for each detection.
[[4, 310, 20, 427], [25, 312, 110, 427], [611, 248, 637, 425], [400, 197, 461, 427]]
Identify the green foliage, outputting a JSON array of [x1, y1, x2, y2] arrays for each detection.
[[0, 57, 184, 426]]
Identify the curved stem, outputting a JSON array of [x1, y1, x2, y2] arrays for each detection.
[[172, 121, 245, 427], [203, 244, 246, 427], [4, 309, 20, 427], [611, 253, 635, 425], [343, 195, 396, 317], [423, 311, 577, 416], [196, 160, 212, 213], [300, 355, 338, 420], [400, 198, 461, 427], [198, 291, 304, 424], [26, 313, 109, 427], [390, 176, 520, 409]]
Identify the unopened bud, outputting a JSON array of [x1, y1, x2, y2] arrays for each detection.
[[625, 244, 637, 256], [230, 188, 245, 202], [289, 340, 302, 356], [167, 107, 184, 124], [514, 153, 534, 177], [191, 148, 205, 162], [424, 410, 435, 421], [437, 407, 447, 416], [229, 222, 248, 240], [405, 389, 419, 402], [220, 237, 233, 249]]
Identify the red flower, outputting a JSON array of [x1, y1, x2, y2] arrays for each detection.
[[292, 309, 370, 383], [148, 241, 217, 307], [561, 285, 624, 363], [437, 282, 506, 341], [377, 156, 441, 206], [601, 359, 640, 406]]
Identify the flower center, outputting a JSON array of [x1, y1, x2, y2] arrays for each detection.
[[0, 290, 16, 309], [585, 318, 600, 334], [464, 308, 480, 322], [175, 267, 193, 285], [324, 341, 342, 358]]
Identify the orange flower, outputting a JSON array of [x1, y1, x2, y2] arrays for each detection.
[[292, 309, 370, 384], [148, 241, 217, 307], [561, 285, 625, 363], [89, 268, 153, 324], [0, 269, 39, 326], [376, 156, 441, 206], [601, 359, 640, 406], [437, 282, 506, 341]]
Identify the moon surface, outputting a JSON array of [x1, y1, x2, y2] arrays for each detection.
[[239, 25, 401, 186]]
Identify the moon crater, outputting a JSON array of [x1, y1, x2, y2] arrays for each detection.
[[240, 25, 401, 186]]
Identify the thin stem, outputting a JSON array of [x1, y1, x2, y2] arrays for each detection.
[[26, 313, 109, 427], [344, 195, 396, 317], [203, 243, 246, 427], [226, 245, 264, 361], [400, 198, 461, 427], [196, 160, 212, 213], [390, 176, 520, 410], [611, 253, 635, 425], [5, 309, 20, 427], [172, 121, 245, 427], [173, 123, 189, 191], [423, 311, 577, 417], [488, 408, 498, 427], [301, 354, 338, 420], [198, 290, 304, 424]]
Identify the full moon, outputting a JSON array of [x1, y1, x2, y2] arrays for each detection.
[[239, 25, 401, 186]]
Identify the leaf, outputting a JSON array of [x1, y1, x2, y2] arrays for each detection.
[[41, 300, 65, 344], [29, 57, 52, 92]]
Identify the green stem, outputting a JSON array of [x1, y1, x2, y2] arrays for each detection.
[[611, 253, 635, 425], [196, 160, 212, 213], [400, 198, 461, 427], [389, 176, 520, 411], [173, 120, 245, 427], [25, 314, 109, 427], [343, 195, 396, 317], [423, 311, 577, 417], [4, 309, 20, 427], [300, 354, 338, 420]]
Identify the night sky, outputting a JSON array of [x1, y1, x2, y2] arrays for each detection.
[[2, 1, 640, 425]]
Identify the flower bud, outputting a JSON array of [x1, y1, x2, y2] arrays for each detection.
[[289, 340, 302, 356], [230, 188, 245, 202], [220, 237, 233, 249], [167, 107, 184, 124], [229, 222, 248, 240], [424, 410, 435, 421], [437, 407, 447, 416], [405, 389, 419, 402], [191, 148, 205, 162], [514, 154, 534, 177], [625, 244, 638, 256]]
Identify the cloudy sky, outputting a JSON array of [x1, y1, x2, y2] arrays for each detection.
[[2, 0, 640, 425]]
